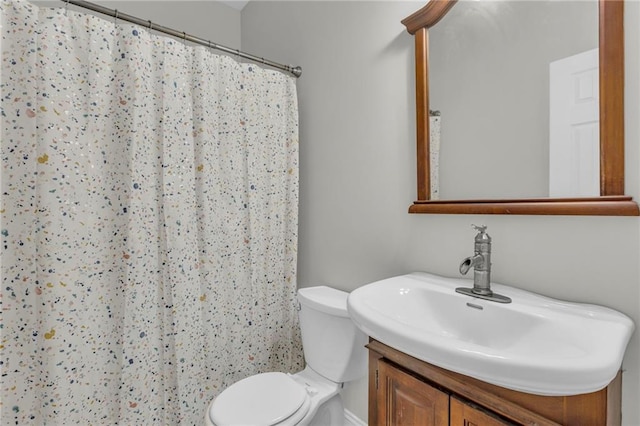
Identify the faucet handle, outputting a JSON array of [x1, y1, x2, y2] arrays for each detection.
[[471, 224, 487, 233], [471, 224, 491, 243]]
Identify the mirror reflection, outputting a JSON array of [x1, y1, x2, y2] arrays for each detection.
[[428, 0, 598, 200]]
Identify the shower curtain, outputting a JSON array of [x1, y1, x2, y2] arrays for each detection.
[[1, 0, 303, 424]]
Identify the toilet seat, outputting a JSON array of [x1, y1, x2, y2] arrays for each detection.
[[209, 372, 311, 426]]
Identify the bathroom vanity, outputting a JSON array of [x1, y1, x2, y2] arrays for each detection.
[[367, 339, 622, 426]]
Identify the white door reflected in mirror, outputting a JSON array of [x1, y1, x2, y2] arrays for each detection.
[[549, 48, 599, 197]]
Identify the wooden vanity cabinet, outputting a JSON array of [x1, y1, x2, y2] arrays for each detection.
[[368, 340, 622, 426]]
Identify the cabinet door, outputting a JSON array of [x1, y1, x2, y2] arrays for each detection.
[[377, 360, 449, 426], [450, 396, 516, 426]]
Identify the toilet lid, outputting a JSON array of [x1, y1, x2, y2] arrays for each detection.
[[209, 372, 308, 426]]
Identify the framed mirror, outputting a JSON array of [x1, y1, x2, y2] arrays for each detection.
[[402, 0, 639, 215]]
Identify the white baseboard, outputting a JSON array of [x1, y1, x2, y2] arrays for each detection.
[[344, 409, 367, 426]]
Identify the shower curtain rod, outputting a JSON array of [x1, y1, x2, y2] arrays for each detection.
[[63, 0, 302, 78]]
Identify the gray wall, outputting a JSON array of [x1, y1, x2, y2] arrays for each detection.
[[241, 1, 640, 424]]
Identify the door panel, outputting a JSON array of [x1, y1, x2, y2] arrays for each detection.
[[377, 360, 449, 426]]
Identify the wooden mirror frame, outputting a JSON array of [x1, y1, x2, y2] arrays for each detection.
[[402, 0, 639, 215]]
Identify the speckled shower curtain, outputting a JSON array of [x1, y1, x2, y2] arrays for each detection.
[[1, 0, 303, 424]]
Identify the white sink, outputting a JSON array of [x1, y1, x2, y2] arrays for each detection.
[[347, 272, 634, 396]]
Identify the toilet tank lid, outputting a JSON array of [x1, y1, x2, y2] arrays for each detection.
[[297, 286, 349, 318]]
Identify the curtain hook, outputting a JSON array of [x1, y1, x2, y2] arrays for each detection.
[[148, 20, 153, 31], [114, 9, 119, 25], [64, 0, 69, 16]]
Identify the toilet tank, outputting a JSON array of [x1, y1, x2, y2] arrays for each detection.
[[297, 286, 368, 383]]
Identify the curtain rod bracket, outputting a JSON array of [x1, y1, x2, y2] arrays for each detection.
[[291, 66, 302, 78]]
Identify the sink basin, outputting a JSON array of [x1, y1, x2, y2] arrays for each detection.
[[347, 272, 634, 396]]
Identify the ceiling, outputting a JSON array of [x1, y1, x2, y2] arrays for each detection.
[[218, 1, 249, 10]]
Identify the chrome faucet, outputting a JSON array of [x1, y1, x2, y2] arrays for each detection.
[[456, 225, 511, 303]]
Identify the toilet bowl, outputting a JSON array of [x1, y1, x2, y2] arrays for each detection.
[[206, 286, 368, 426], [205, 367, 341, 426]]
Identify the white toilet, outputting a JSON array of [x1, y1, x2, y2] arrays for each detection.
[[206, 286, 368, 426]]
